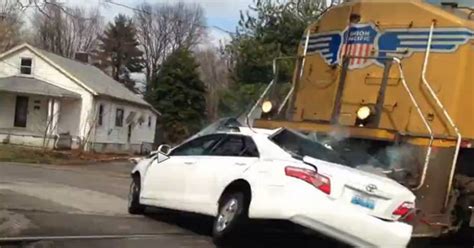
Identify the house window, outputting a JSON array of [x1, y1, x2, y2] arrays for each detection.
[[98, 104, 104, 126], [148, 116, 152, 127], [115, 108, 124, 127], [20, 58, 32, 75]]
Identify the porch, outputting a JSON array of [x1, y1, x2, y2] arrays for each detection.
[[0, 77, 82, 149]]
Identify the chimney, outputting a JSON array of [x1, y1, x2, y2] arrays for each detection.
[[74, 52, 89, 64]]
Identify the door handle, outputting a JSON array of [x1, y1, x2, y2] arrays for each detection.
[[235, 162, 247, 166], [184, 161, 195, 165]]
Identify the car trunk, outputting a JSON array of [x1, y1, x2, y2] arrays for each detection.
[[303, 156, 415, 221]]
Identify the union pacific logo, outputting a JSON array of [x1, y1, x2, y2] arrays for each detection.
[[302, 23, 474, 69]]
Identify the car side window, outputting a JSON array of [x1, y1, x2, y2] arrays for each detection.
[[211, 135, 259, 157], [242, 137, 259, 157], [170, 135, 221, 156]]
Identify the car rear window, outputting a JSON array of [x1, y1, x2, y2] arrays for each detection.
[[270, 129, 348, 165]]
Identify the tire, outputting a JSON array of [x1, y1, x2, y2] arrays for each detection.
[[212, 192, 248, 246], [128, 175, 145, 215]]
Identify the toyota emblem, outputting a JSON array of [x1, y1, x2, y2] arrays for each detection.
[[366, 184, 377, 193]]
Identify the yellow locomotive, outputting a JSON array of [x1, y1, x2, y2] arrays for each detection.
[[253, 0, 474, 238]]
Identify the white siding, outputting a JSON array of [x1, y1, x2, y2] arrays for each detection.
[[0, 46, 157, 152], [26, 95, 48, 133], [57, 98, 81, 135], [93, 99, 157, 145], [0, 92, 15, 128], [0, 48, 94, 138]]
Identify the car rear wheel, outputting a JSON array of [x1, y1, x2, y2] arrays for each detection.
[[212, 192, 247, 245], [128, 175, 145, 215]]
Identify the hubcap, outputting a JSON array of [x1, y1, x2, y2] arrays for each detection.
[[216, 198, 238, 232]]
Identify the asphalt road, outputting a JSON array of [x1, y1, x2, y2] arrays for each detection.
[[0, 162, 344, 248]]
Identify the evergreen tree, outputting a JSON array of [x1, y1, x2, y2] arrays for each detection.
[[218, 0, 332, 117], [95, 14, 143, 91], [151, 48, 207, 143], [228, 0, 328, 85]]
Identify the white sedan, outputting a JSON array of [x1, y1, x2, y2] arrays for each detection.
[[129, 124, 416, 247]]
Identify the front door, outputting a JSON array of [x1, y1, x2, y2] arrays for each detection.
[[141, 134, 222, 209], [14, 96, 28, 127], [141, 156, 198, 208], [187, 134, 259, 214]]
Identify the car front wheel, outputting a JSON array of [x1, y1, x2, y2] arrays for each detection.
[[128, 175, 145, 215], [212, 192, 247, 245]]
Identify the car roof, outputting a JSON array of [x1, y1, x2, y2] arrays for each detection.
[[214, 127, 278, 137]]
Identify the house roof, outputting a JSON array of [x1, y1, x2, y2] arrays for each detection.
[[33, 48, 153, 108], [0, 76, 81, 99]]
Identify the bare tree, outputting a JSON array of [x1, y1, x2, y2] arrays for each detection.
[[13, 0, 77, 16], [195, 46, 231, 121], [134, 1, 206, 89], [31, 1, 103, 58], [0, 0, 22, 52]]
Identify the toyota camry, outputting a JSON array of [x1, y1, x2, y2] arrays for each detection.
[[129, 120, 416, 247]]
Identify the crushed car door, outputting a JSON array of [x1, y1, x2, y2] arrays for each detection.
[[186, 134, 259, 215]]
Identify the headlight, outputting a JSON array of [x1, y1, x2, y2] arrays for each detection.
[[357, 106, 372, 120], [262, 100, 273, 114]]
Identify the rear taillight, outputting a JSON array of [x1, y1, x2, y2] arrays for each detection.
[[393, 202, 415, 220], [285, 166, 331, 195]]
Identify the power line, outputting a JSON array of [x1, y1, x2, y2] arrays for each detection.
[[103, 0, 236, 35], [103, 0, 150, 15], [209, 25, 235, 35]]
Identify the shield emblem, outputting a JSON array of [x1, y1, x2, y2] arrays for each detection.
[[339, 23, 378, 69]]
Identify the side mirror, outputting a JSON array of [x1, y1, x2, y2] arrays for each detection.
[[157, 144, 171, 155]]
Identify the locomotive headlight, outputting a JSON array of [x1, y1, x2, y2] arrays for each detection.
[[357, 106, 372, 120], [262, 100, 273, 114]]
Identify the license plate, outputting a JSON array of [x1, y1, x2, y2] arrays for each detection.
[[351, 195, 376, 210]]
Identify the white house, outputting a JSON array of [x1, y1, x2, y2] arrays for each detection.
[[0, 43, 159, 153]]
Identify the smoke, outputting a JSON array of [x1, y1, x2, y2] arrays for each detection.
[[358, 143, 421, 186], [325, 127, 421, 185], [329, 127, 350, 142]]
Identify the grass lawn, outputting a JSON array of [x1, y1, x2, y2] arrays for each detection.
[[0, 145, 131, 165]]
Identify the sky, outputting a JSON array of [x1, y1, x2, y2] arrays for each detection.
[[67, 0, 255, 45], [64, 0, 472, 87], [65, 0, 254, 86], [67, 0, 474, 46]]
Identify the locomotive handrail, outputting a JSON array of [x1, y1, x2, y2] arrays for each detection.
[[246, 55, 298, 128], [327, 54, 435, 191], [277, 29, 311, 115], [420, 21, 462, 207], [246, 79, 276, 128], [392, 57, 434, 191]]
